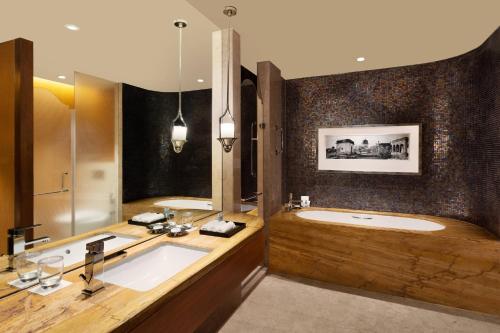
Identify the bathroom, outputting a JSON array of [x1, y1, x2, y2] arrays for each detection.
[[0, 1, 499, 332]]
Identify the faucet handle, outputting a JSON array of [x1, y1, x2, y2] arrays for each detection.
[[85, 235, 116, 254], [8, 224, 42, 236]]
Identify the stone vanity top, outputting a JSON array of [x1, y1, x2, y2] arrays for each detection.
[[0, 212, 263, 332]]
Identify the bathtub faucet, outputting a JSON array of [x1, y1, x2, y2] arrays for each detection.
[[284, 193, 302, 212]]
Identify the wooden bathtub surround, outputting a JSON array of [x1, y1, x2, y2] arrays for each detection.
[[269, 207, 500, 316], [212, 28, 242, 213], [0, 212, 264, 332], [0, 38, 34, 254]]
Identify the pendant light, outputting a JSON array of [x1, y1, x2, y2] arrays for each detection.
[[217, 6, 237, 153], [171, 19, 188, 153]]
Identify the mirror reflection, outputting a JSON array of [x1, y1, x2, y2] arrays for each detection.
[[0, 6, 222, 297]]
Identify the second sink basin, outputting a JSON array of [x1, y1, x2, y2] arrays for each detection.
[[96, 244, 209, 292], [30, 233, 138, 267]]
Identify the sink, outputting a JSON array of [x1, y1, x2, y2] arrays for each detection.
[[96, 244, 209, 292], [29, 233, 138, 267]]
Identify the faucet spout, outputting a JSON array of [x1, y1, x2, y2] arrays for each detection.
[[25, 236, 51, 247], [81, 235, 116, 296]]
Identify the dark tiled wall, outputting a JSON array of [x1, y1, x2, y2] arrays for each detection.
[[285, 28, 500, 236], [122, 84, 211, 202]]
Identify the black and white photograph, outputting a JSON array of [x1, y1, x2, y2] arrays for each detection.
[[325, 134, 410, 160], [318, 124, 421, 174]]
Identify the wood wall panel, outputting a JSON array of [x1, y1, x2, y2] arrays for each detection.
[[0, 39, 33, 254], [257, 62, 284, 222]]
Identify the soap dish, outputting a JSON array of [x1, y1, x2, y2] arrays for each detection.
[[199, 222, 246, 238]]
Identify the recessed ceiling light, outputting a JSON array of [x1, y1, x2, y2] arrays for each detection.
[[64, 24, 80, 31], [356, 57, 366, 62], [197, 78, 204, 83], [57, 75, 66, 80]]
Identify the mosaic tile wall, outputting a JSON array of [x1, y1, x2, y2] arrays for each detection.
[[122, 84, 212, 202], [285, 28, 500, 236]]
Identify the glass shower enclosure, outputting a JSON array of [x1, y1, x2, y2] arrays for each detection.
[[33, 73, 121, 241]]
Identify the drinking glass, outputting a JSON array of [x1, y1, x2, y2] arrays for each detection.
[[37, 256, 64, 288], [14, 252, 41, 282], [181, 212, 193, 226]]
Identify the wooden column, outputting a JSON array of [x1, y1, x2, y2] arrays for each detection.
[[212, 29, 241, 212], [0, 38, 34, 254]]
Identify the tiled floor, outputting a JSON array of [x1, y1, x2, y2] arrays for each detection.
[[220, 275, 500, 333]]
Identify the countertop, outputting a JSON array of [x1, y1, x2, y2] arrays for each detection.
[[0, 221, 161, 299], [0, 212, 263, 333]]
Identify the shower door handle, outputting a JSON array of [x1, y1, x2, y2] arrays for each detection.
[[34, 172, 69, 196], [275, 126, 284, 155], [61, 172, 69, 192], [250, 122, 257, 177]]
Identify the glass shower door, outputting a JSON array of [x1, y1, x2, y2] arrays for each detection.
[[33, 84, 73, 241], [74, 72, 119, 235]]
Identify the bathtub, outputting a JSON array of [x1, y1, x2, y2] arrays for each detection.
[[296, 210, 445, 231], [154, 199, 213, 210], [154, 199, 257, 213]]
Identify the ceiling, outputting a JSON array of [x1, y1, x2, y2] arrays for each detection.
[[187, 0, 500, 80], [1, 1, 498, 91], [0, 0, 218, 91]]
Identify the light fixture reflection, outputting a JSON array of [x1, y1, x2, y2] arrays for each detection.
[[171, 19, 188, 153]]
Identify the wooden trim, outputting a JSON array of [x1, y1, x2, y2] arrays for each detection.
[[0, 38, 33, 253], [123, 229, 265, 333]]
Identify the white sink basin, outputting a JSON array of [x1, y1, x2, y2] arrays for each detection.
[[30, 233, 138, 267], [96, 244, 209, 292]]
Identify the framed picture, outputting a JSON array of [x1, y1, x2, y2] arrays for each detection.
[[318, 124, 421, 175]]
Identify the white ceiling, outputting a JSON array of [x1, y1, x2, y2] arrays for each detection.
[[187, 0, 500, 79], [0, 0, 218, 91], [2, 1, 498, 91]]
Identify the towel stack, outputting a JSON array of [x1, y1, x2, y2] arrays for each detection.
[[131, 212, 165, 223], [201, 220, 236, 233]]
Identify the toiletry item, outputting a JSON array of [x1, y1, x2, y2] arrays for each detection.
[[301, 196, 310, 208], [163, 208, 171, 219]]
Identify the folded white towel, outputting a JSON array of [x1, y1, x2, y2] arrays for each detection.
[[132, 212, 165, 223], [201, 220, 236, 233]]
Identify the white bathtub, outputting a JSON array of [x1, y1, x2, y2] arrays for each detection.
[[296, 210, 445, 231], [154, 199, 213, 210], [154, 199, 257, 213]]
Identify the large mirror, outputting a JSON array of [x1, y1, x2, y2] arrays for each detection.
[[0, 2, 229, 297]]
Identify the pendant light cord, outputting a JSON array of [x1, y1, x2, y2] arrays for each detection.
[[225, 15, 231, 115], [178, 25, 183, 119]]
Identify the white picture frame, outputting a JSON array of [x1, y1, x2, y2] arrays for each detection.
[[318, 124, 422, 175]]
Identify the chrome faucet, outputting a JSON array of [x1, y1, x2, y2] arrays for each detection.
[[284, 193, 301, 212], [7, 224, 50, 271], [79, 235, 116, 296]]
